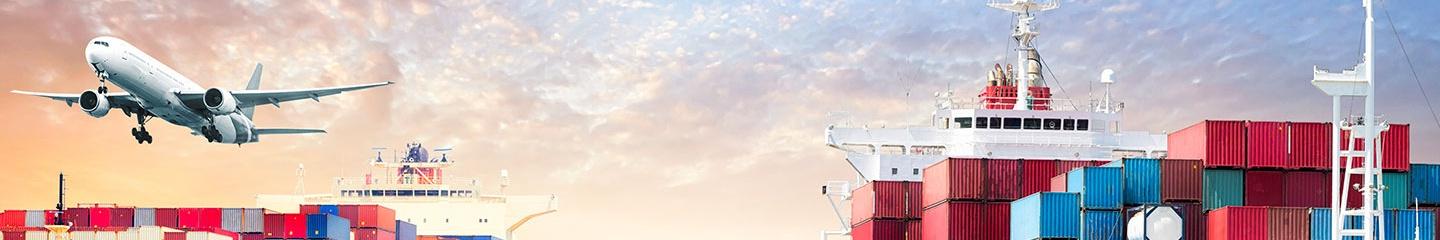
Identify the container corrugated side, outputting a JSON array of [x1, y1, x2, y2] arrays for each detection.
[[239, 209, 262, 233], [1382, 173, 1412, 209], [111, 208, 134, 228], [1308, 208, 1365, 240], [1288, 122, 1332, 169], [1247, 121, 1288, 169], [1208, 206, 1267, 240], [1385, 209, 1435, 240], [355, 229, 398, 240], [1160, 159, 1203, 202], [88, 208, 112, 228], [1415, 164, 1440, 205], [1118, 158, 1161, 205], [921, 201, 1007, 240], [922, 158, 984, 206], [1174, 202, 1205, 240], [345, 205, 398, 231], [987, 159, 1022, 201], [1020, 159, 1057, 198], [305, 214, 348, 240], [220, 208, 242, 233], [1, 210, 23, 227], [1169, 120, 1246, 168], [1204, 169, 1245, 210], [183, 231, 231, 240], [1011, 192, 1080, 240], [22, 211, 42, 227], [133, 208, 155, 227], [1282, 171, 1330, 208], [1267, 207, 1310, 240], [395, 220, 418, 240], [1057, 160, 1098, 175], [1244, 170, 1285, 206], [1066, 167, 1122, 210], [1339, 124, 1410, 172], [851, 219, 907, 240], [1416, 206, 1440, 239], [1080, 210, 1121, 240], [852, 181, 919, 223], [154, 209, 178, 229]]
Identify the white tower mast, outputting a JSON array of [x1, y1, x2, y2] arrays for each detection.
[[1311, 1, 1386, 239], [988, 0, 1058, 110]]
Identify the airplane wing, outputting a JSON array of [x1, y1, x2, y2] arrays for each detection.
[[255, 128, 327, 135], [177, 81, 393, 109], [10, 90, 145, 109]]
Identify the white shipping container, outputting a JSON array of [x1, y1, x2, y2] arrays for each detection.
[[119, 226, 181, 240], [220, 209, 242, 233], [240, 208, 263, 233], [184, 231, 233, 240], [24, 211, 44, 227], [95, 231, 118, 240], [25, 231, 48, 240], [133, 208, 156, 227], [71, 231, 97, 240]]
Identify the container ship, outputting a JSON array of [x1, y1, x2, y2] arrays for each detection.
[[823, 1, 1437, 240], [0, 143, 557, 240]]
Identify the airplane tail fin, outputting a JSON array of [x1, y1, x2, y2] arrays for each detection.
[[240, 63, 263, 118], [255, 128, 325, 135]]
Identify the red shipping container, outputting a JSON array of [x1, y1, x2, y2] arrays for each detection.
[[200, 208, 222, 229], [263, 214, 284, 239], [1267, 207, 1310, 240], [1168, 120, 1246, 168], [1174, 202, 1206, 240], [1289, 122, 1332, 169], [1244, 170, 1285, 206], [110, 208, 134, 227], [339, 205, 399, 231], [1019, 159, 1057, 197], [283, 213, 306, 239], [851, 181, 923, 223], [3, 231, 23, 240], [88, 208, 113, 228], [852, 219, 911, 240], [1247, 121, 1288, 169], [1056, 160, 1094, 174], [299, 205, 320, 215], [155, 208, 179, 228], [1161, 159, 1203, 202], [922, 158, 984, 206], [1208, 206, 1268, 240], [1340, 124, 1410, 171], [1282, 171, 1330, 208], [163, 232, 185, 240], [177, 208, 200, 229], [1, 210, 23, 227], [1049, 172, 1068, 192], [65, 208, 90, 227], [355, 229, 398, 240], [985, 159, 1021, 200], [921, 201, 1007, 240]]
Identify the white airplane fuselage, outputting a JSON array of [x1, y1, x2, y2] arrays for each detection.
[[86, 36, 257, 143]]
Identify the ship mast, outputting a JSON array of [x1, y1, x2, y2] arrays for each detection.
[[987, 0, 1058, 110], [1311, 0, 1385, 239]]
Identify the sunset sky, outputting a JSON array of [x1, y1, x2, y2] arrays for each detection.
[[1, 0, 1438, 239]]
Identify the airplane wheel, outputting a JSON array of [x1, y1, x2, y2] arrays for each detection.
[[131, 127, 139, 136]]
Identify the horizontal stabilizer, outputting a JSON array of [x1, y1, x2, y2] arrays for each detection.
[[255, 128, 327, 135]]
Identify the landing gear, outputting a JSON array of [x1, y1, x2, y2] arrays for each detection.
[[131, 110, 153, 144], [202, 126, 220, 143], [93, 63, 110, 94]]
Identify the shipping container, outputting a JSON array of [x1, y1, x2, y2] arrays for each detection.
[[1050, 171, 1068, 192], [1066, 167, 1123, 210], [239, 209, 262, 234], [852, 181, 922, 223], [305, 214, 349, 240], [1080, 210, 1121, 240], [1382, 173, 1412, 209], [1244, 170, 1285, 206], [1113, 158, 1161, 205], [3, 231, 22, 240], [177, 209, 199, 229], [1282, 171, 1330, 208], [22, 211, 43, 227], [851, 219, 911, 240], [1, 211, 22, 227], [1020, 159, 1058, 198], [262, 213, 306, 239], [219, 209, 242, 233], [1204, 169, 1245, 210], [318, 205, 340, 216], [1289, 122, 1332, 169], [396, 220, 418, 240], [1057, 160, 1099, 175], [1208, 206, 1268, 240], [88, 208, 113, 228], [986, 159, 1022, 201], [154, 208, 178, 229], [1309, 208, 1367, 240], [1247, 121, 1289, 169], [1168, 120, 1246, 168], [1174, 202, 1206, 240], [299, 205, 319, 215], [1385, 209, 1435, 240], [355, 229, 399, 240], [1416, 164, 1440, 205], [921, 201, 1007, 240], [184, 231, 233, 240], [236, 233, 261, 240], [112, 208, 134, 228], [67, 208, 91, 227], [24, 231, 46, 240], [1011, 192, 1080, 240], [1160, 159, 1203, 202], [1418, 206, 1440, 239], [1339, 124, 1411, 172], [339, 205, 399, 231], [134, 208, 155, 227], [923, 158, 985, 206], [1268, 207, 1310, 240]]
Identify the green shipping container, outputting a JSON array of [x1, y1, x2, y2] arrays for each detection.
[[1204, 169, 1244, 210], [1381, 173, 1411, 209]]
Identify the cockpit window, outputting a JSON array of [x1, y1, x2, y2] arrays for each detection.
[[92, 41, 109, 47]]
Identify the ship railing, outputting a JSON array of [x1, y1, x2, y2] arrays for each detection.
[[947, 96, 1086, 111], [976, 133, 1094, 147]]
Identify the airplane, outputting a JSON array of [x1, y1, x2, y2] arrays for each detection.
[[11, 36, 394, 145]]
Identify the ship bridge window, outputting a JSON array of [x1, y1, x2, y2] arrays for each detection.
[[1044, 119, 1061, 130], [974, 117, 988, 129], [989, 117, 1002, 129], [1077, 119, 1090, 131], [1022, 118, 1041, 130], [954, 117, 973, 129], [1002, 118, 1022, 129], [1064, 119, 1076, 130]]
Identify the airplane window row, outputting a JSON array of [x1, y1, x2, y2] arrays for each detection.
[[950, 117, 1088, 131]]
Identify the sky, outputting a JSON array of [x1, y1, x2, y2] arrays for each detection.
[[0, 0, 1438, 239]]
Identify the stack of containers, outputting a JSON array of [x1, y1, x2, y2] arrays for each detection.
[[1010, 192, 1081, 239], [850, 181, 921, 240], [339, 205, 398, 240], [219, 208, 264, 240], [1059, 166, 1123, 240], [1310, 208, 1436, 240], [1103, 157, 1206, 239], [305, 213, 349, 240], [262, 213, 306, 239], [920, 158, 1015, 240]]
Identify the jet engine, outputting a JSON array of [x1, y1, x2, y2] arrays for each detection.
[[203, 88, 237, 114], [79, 90, 110, 118], [208, 113, 257, 144]]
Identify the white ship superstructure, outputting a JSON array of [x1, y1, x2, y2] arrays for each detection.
[[258, 143, 557, 240]]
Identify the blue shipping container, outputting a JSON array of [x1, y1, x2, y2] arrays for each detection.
[[1310, 208, 1366, 240], [1412, 164, 1440, 205], [1385, 209, 1436, 240], [1081, 210, 1122, 240], [1067, 167, 1123, 210], [317, 205, 341, 216], [1011, 192, 1080, 240], [396, 220, 418, 240], [306, 214, 350, 240], [1122, 158, 1161, 205]]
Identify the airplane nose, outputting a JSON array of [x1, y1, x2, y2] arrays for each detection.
[[85, 43, 104, 64]]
